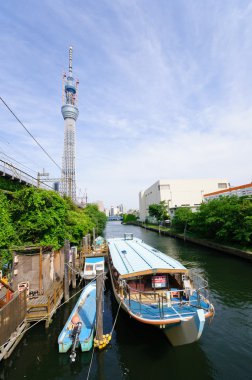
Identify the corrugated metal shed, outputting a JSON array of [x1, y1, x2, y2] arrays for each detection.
[[107, 237, 187, 278]]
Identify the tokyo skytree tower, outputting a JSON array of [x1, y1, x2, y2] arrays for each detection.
[[60, 47, 79, 201]]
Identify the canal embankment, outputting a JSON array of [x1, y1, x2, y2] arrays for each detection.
[[125, 222, 252, 261]]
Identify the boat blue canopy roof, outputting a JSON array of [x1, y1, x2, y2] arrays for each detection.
[[107, 237, 187, 278], [85, 257, 104, 264]]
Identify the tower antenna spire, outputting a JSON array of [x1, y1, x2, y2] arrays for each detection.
[[60, 47, 79, 201], [69, 46, 73, 75]]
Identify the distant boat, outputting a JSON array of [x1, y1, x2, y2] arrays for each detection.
[[82, 257, 105, 281], [93, 236, 105, 247], [58, 282, 96, 361], [107, 233, 214, 346]]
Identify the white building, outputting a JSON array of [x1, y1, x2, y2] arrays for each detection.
[[95, 200, 105, 213], [139, 178, 230, 221], [204, 182, 252, 201]]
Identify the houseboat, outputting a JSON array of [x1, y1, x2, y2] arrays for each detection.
[[107, 233, 214, 346]]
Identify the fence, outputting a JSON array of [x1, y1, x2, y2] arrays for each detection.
[[0, 289, 27, 348]]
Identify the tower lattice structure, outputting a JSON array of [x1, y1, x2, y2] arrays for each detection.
[[60, 47, 79, 201]]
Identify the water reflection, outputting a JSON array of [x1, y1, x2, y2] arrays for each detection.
[[1, 222, 251, 380], [105, 222, 252, 380]]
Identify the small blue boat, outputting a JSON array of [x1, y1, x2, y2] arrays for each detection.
[[58, 282, 96, 360]]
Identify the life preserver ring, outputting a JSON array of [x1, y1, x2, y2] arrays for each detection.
[[171, 291, 179, 298]]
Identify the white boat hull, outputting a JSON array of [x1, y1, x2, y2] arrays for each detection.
[[164, 309, 206, 346]]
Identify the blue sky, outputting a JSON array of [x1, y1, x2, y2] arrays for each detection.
[[0, 0, 252, 209]]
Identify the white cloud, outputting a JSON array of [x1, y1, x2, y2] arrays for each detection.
[[0, 0, 251, 210]]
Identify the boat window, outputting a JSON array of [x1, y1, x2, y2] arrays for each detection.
[[85, 265, 93, 271], [96, 264, 103, 270]]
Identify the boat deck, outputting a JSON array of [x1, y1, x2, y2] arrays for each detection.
[[124, 293, 210, 321]]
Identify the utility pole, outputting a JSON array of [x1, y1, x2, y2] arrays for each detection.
[[64, 240, 70, 301], [37, 169, 49, 188], [96, 269, 104, 341]]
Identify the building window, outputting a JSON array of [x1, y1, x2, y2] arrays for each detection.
[[158, 184, 170, 191], [218, 183, 228, 189]]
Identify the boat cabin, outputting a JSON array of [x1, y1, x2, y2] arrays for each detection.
[[108, 235, 193, 301], [83, 257, 105, 280]]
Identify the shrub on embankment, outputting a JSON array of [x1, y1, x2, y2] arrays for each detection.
[[0, 187, 107, 268], [172, 195, 252, 247], [123, 213, 138, 223]]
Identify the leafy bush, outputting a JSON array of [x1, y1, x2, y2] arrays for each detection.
[[10, 187, 68, 248], [123, 214, 138, 223], [148, 201, 169, 222], [0, 192, 15, 248], [171, 207, 193, 232], [83, 204, 107, 235]]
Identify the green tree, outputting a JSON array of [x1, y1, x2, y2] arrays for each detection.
[[0, 192, 15, 268], [191, 196, 252, 245], [83, 204, 107, 235], [172, 207, 194, 232], [123, 214, 138, 223], [10, 187, 68, 248], [0, 192, 15, 248], [148, 201, 169, 222]]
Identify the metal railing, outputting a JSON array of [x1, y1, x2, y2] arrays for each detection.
[[124, 272, 211, 320], [0, 159, 52, 190]]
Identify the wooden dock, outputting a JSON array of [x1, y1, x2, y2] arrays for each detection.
[[26, 281, 63, 327], [81, 244, 108, 259]]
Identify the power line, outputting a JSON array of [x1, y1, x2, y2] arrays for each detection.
[[0, 151, 37, 174], [0, 96, 62, 171]]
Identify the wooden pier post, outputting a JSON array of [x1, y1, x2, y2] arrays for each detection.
[[87, 234, 91, 253], [39, 247, 43, 294], [96, 269, 104, 340], [84, 236, 88, 254], [64, 240, 70, 302], [71, 246, 77, 289]]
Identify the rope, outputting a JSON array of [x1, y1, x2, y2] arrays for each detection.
[[0, 272, 104, 351], [110, 300, 122, 335], [66, 262, 82, 274], [86, 345, 95, 380]]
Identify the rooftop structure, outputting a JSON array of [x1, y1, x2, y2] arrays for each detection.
[[204, 182, 252, 201], [60, 47, 79, 200], [139, 178, 230, 220]]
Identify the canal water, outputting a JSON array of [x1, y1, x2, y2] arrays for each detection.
[[1, 221, 252, 380]]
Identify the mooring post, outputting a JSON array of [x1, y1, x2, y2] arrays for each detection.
[[96, 269, 104, 340], [85, 235, 88, 254], [64, 240, 70, 302], [39, 247, 43, 294], [89, 233, 92, 252], [71, 246, 77, 289]]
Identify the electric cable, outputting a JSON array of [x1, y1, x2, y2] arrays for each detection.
[[0, 96, 62, 171]]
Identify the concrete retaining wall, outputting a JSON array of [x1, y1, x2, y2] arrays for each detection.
[[132, 223, 252, 261]]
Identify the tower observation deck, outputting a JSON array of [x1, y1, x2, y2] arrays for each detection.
[[60, 46, 79, 200]]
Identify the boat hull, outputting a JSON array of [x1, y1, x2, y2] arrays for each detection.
[[163, 309, 205, 346], [107, 236, 214, 347], [112, 281, 209, 346], [58, 282, 96, 353]]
